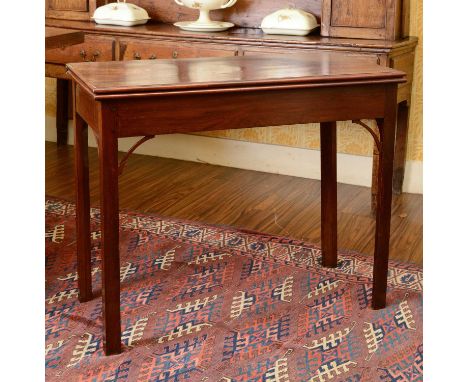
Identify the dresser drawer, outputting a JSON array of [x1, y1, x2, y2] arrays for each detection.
[[242, 47, 386, 66], [120, 39, 238, 61], [45, 34, 115, 64]]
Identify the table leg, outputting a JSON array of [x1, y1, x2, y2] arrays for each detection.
[[74, 107, 93, 302], [320, 122, 338, 268], [393, 101, 410, 194], [98, 105, 121, 355], [57, 79, 69, 146], [371, 144, 379, 215], [372, 87, 398, 310]]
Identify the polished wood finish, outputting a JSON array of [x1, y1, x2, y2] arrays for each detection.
[[321, 0, 408, 40], [372, 89, 397, 309], [46, 33, 115, 144], [119, 38, 238, 61], [46, 0, 103, 21], [46, 34, 115, 64], [73, 101, 93, 302], [67, 54, 403, 97], [67, 54, 405, 355], [45, 27, 85, 50], [393, 101, 409, 193], [320, 122, 337, 268], [96, 103, 122, 355], [45, 19, 417, 51], [45, 26, 84, 146], [45, 142, 423, 267], [56, 79, 69, 146]]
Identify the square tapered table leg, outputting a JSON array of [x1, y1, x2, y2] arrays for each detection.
[[320, 121, 338, 268]]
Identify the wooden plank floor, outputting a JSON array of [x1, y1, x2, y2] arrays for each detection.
[[45, 142, 423, 265]]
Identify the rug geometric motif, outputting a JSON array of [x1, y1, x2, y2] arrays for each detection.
[[45, 199, 423, 381]]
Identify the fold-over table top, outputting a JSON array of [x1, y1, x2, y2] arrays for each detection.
[[67, 53, 406, 99]]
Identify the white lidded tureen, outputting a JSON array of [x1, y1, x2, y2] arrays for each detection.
[[93, 0, 150, 27], [261, 8, 319, 36], [173, 0, 237, 32]]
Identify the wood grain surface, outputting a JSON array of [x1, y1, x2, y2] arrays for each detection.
[[45, 27, 84, 50], [45, 19, 418, 51], [45, 142, 422, 266], [66, 54, 405, 97]]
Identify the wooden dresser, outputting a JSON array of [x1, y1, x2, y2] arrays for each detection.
[[45, 0, 417, 195]]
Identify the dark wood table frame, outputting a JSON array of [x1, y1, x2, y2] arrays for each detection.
[[67, 54, 405, 355]]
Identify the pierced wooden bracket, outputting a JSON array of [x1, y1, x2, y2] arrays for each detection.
[[352, 120, 381, 152], [118, 135, 155, 175], [352, 119, 382, 216]]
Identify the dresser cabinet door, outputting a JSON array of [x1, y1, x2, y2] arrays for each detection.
[[321, 0, 407, 40], [45, 34, 115, 64], [47, 0, 88, 11], [46, 0, 103, 20], [119, 39, 238, 61]]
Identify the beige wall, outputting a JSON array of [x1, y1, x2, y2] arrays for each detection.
[[45, 0, 422, 162]]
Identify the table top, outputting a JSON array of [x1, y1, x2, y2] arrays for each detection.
[[67, 53, 406, 98], [46, 27, 85, 50]]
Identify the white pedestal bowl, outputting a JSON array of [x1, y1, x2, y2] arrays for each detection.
[[173, 0, 237, 32]]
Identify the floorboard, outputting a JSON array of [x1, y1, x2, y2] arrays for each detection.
[[45, 142, 423, 265]]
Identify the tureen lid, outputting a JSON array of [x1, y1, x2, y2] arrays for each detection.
[[92, 0, 150, 22], [260, 8, 318, 31]]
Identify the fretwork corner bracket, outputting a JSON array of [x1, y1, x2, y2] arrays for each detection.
[[118, 135, 156, 175], [352, 120, 381, 152], [352, 120, 381, 217]]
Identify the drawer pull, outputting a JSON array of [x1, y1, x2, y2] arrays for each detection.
[[79, 49, 101, 62], [377, 56, 381, 65], [92, 51, 101, 61], [134, 52, 141, 60], [149, 54, 157, 60], [172, 50, 178, 59]]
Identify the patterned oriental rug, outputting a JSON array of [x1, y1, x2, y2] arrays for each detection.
[[45, 198, 423, 382]]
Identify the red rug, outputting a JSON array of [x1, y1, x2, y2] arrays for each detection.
[[45, 198, 423, 381]]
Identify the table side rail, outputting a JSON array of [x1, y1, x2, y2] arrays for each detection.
[[75, 83, 395, 137]]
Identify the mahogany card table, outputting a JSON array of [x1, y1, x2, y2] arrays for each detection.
[[66, 54, 406, 355]]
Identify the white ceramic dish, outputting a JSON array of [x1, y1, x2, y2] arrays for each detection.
[[261, 8, 318, 36], [92, 0, 150, 27], [261, 25, 320, 37], [92, 18, 149, 26], [174, 21, 234, 32], [173, 0, 237, 32]]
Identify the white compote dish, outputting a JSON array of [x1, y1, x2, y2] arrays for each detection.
[[173, 0, 237, 32]]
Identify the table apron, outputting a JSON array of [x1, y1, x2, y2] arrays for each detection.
[[76, 84, 98, 130], [76, 83, 393, 137]]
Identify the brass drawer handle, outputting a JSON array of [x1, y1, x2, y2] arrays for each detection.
[[134, 52, 141, 60], [91, 50, 101, 62], [79, 49, 87, 61], [149, 54, 157, 60], [172, 50, 178, 59], [79, 49, 101, 62]]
